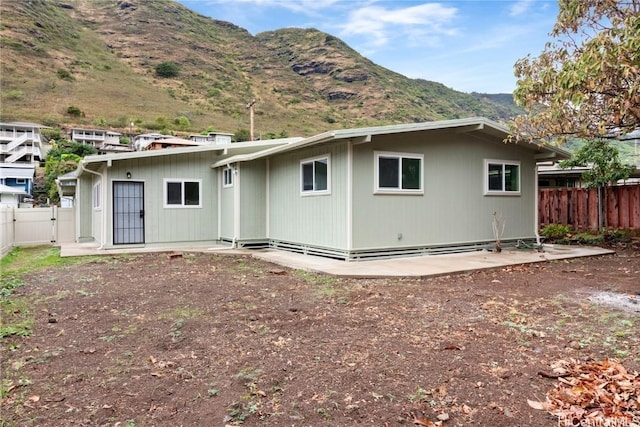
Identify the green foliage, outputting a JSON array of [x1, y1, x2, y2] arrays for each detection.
[[174, 116, 191, 131], [155, 61, 180, 78], [571, 232, 604, 245], [45, 140, 97, 203], [511, 1, 639, 143], [56, 68, 74, 81], [559, 139, 635, 188], [540, 224, 572, 241], [41, 127, 62, 141], [2, 89, 24, 101], [66, 105, 83, 117], [233, 128, 251, 142], [119, 136, 130, 144]]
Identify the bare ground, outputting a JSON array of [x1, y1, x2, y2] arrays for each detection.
[[1, 246, 639, 426]]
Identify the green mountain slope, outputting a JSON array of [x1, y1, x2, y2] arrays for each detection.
[[0, 0, 521, 137]]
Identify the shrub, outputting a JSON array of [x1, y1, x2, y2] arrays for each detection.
[[540, 224, 572, 241], [2, 89, 24, 101], [155, 61, 180, 78], [571, 232, 604, 245], [56, 69, 74, 81], [66, 105, 83, 117]]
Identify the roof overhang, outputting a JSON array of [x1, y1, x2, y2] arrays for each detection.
[[212, 117, 571, 168]]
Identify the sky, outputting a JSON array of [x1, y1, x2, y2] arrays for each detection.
[[176, 0, 560, 94]]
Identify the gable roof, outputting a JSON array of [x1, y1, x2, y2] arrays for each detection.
[[212, 117, 571, 168], [78, 137, 302, 172]]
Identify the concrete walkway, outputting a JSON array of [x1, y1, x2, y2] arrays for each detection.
[[60, 242, 614, 278]]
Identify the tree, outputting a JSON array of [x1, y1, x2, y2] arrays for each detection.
[[44, 141, 97, 204], [233, 128, 251, 142], [155, 61, 180, 78], [559, 139, 635, 188], [510, 0, 640, 143], [559, 138, 634, 229]]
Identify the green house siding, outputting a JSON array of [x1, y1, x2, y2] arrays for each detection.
[[268, 141, 349, 250], [220, 168, 235, 241], [350, 131, 537, 250], [100, 152, 218, 247], [239, 160, 267, 241]]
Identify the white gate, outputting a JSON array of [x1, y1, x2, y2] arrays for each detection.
[[1, 207, 75, 255]]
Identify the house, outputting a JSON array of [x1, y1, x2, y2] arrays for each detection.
[[70, 118, 569, 259], [146, 137, 206, 150], [132, 133, 173, 151], [189, 131, 234, 145], [69, 128, 122, 147], [538, 163, 640, 188], [0, 122, 48, 199], [0, 183, 28, 208]]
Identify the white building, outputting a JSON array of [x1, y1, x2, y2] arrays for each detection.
[[0, 122, 47, 198]]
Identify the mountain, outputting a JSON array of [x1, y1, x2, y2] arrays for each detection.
[[0, 0, 521, 137]]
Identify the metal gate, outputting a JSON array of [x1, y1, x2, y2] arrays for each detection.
[[113, 181, 144, 245]]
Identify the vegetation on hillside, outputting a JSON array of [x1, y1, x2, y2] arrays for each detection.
[[0, 0, 519, 138]]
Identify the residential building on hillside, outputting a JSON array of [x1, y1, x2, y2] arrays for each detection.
[[0, 122, 48, 200], [69, 128, 122, 147], [133, 133, 172, 151], [189, 131, 233, 145], [146, 137, 206, 151]]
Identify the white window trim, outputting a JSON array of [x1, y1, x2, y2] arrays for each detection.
[[15, 178, 26, 184], [92, 181, 101, 210], [163, 178, 203, 208], [374, 151, 424, 195], [300, 154, 331, 196], [484, 159, 521, 196], [223, 167, 234, 188]]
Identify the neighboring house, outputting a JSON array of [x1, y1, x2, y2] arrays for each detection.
[[538, 163, 640, 188], [0, 183, 28, 208], [0, 122, 47, 197], [69, 128, 122, 147], [71, 118, 569, 260], [133, 133, 173, 151], [56, 170, 79, 208], [146, 137, 206, 150], [189, 132, 234, 145]]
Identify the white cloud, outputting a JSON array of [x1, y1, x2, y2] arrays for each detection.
[[338, 3, 458, 48], [508, 0, 534, 17]]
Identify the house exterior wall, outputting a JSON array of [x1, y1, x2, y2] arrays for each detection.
[[77, 176, 94, 242], [239, 159, 267, 241], [268, 141, 349, 250], [80, 151, 219, 247], [219, 168, 235, 241], [350, 131, 537, 250]]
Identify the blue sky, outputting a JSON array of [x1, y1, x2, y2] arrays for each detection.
[[177, 0, 559, 94]]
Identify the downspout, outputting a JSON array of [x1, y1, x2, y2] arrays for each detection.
[[534, 162, 542, 247], [232, 163, 240, 248], [80, 160, 107, 250]]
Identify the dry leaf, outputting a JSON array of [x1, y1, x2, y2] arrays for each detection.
[[527, 399, 547, 410], [28, 395, 40, 402]]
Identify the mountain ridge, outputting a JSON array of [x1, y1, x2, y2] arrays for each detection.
[[0, 0, 522, 137]]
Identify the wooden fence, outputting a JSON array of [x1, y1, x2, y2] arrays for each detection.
[[538, 184, 640, 231]]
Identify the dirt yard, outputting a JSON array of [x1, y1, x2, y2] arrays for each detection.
[[1, 246, 639, 426]]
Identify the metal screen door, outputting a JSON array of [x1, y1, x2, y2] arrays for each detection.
[[113, 181, 144, 245]]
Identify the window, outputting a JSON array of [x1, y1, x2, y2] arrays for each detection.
[[300, 155, 330, 194], [164, 179, 202, 207], [484, 159, 520, 195], [93, 182, 101, 209], [223, 168, 233, 188], [15, 178, 26, 184], [374, 151, 423, 193]]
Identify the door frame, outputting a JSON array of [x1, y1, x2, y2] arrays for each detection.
[[112, 180, 145, 245]]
